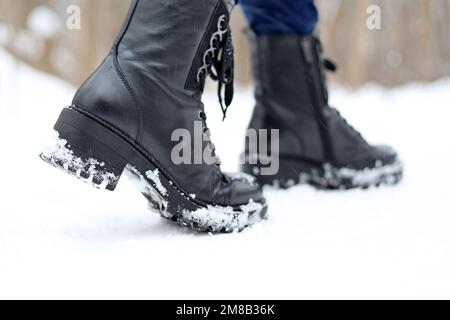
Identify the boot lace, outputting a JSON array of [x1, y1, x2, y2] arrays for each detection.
[[198, 110, 221, 165], [196, 14, 235, 121], [195, 13, 235, 167]]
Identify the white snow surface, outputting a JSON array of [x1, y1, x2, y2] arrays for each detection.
[[1, 48, 450, 299]]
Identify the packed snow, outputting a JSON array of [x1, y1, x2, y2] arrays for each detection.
[[180, 199, 266, 233], [125, 165, 170, 219], [1, 48, 450, 299], [336, 160, 403, 186], [40, 129, 119, 190], [145, 169, 167, 197]]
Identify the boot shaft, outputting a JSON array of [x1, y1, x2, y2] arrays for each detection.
[[249, 33, 329, 117], [247, 33, 329, 162], [116, 0, 232, 94]]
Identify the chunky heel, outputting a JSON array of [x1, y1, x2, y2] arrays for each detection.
[[40, 108, 127, 191]]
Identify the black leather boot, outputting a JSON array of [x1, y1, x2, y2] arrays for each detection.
[[242, 33, 403, 190], [40, 0, 267, 233]]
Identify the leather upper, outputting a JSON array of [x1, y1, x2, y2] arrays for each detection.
[[246, 32, 398, 169], [72, 0, 262, 206]]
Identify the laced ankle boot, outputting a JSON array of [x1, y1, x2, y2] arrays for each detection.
[[41, 0, 267, 232], [242, 32, 403, 189]]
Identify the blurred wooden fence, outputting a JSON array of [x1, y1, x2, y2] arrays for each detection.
[[1, 0, 449, 88]]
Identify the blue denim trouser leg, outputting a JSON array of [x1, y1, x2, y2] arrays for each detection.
[[237, 0, 318, 35]]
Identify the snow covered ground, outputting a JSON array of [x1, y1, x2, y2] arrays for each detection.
[[1, 48, 450, 299]]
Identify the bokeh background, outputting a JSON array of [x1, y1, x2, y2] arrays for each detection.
[[1, 1, 450, 300], [1, 0, 450, 89]]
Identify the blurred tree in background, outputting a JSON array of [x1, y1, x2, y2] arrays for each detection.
[[0, 0, 131, 85], [1, 0, 449, 88]]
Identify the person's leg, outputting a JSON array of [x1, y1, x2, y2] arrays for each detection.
[[240, 0, 403, 189], [238, 0, 318, 35]]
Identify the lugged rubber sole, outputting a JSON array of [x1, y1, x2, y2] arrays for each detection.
[[243, 156, 403, 190], [40, 107, 268, 233]]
